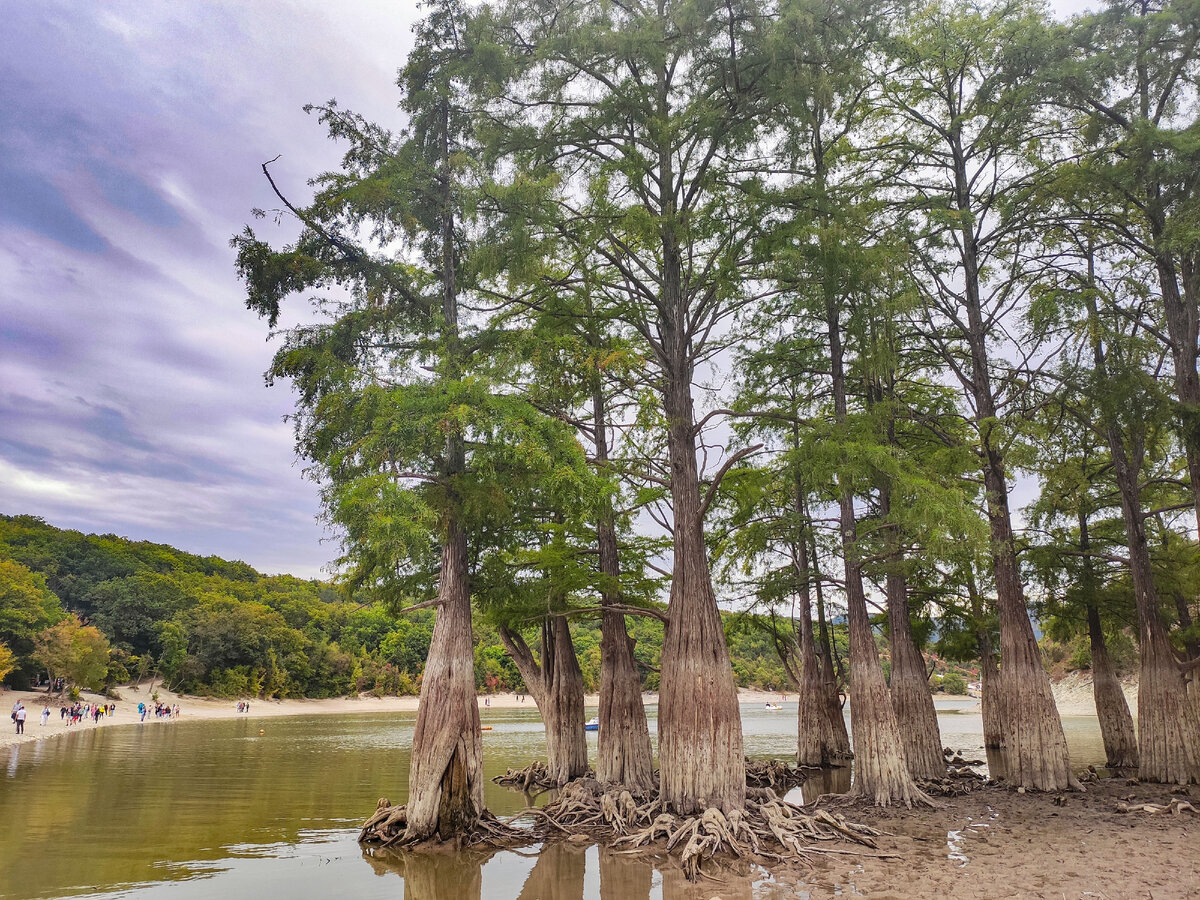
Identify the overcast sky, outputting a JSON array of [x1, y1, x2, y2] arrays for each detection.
[[1, 2, 423, 577], [0, 1, 1097, 580]]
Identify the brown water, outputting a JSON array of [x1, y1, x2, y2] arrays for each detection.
[[0, 701, 1107, 900]]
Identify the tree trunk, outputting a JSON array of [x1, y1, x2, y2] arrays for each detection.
[[885, 568, 944, 781], [792, 476, 840, 767], [813, 547, 852, 761], [655, 202, 744, 812], [978, 643, 1002, 750], [499, 617, 588, 786], [404, 524, 484, 841], [965, 567, 1002, 750], [658, 368, 745, 813], [1078, 245, 1200, 782], [878, 485, 944, 781], [594, 386, 655, 792], [841, 490, 929, 806], [1087, 603, 1139, 770], [1109, 452, 1200, 784]]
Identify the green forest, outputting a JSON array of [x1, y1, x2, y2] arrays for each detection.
[[0, 514, 817, 697]]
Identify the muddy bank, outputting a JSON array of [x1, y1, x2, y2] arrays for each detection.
[[774, 780, 1196, 899]]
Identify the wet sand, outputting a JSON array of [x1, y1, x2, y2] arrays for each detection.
[[784, 780, 1197, 900]]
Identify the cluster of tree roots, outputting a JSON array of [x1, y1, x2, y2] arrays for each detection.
[[363, 762, 883, 881], [492, 757, 808, 797]]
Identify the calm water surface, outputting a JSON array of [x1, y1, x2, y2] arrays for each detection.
[[0, 700, 1107, 900]]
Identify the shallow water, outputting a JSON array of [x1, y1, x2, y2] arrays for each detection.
[[0, 700, 1107, 900]]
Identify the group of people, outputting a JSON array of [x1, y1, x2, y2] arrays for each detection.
[[235, 700, 251, 713], [137, 701, 179, 721], [61, 701, 115, 726], [11, 700, 61, 733]]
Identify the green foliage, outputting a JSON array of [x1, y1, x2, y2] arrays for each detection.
[[939, 672, 968, 695]]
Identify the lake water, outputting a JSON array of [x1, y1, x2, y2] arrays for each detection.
[[0, 700, 1107, 900]]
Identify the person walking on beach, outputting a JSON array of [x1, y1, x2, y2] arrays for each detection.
[[41, 706, 50, 726], [14, 704, 26, 734]]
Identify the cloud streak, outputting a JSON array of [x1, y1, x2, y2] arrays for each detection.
[[0, 1, 420, 577]]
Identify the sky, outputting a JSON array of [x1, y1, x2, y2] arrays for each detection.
[[0, 1, 1097, 581], [0, 1, 423, 578]]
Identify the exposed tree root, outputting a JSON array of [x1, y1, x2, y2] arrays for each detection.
[[361, 775, 885, 881], [492, 761, 565, 794], [745, 758, 807, 793], [359, 798, 529, 849], [530, 777, 884, 880]]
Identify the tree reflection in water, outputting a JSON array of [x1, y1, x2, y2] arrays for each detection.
[[362, 839, 757, 899], [362, 845, 494, 900]]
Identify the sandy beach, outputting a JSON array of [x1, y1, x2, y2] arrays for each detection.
[[0, 683, 800, 751], [3, 675, 1121, 753]]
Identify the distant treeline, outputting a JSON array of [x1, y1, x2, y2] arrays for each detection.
[[0, 514, 808, 698]]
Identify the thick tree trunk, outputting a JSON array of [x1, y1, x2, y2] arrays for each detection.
[[404, 525, 484, 841], [1087, 603, 1139, 770], [978, 643, 1002, 751], [792, 483, 840, 767], [1111, 458, 1200, 784], [594, 387, 655, 792], [658, 367, 745, 813], [652, 83, 744, 811], [499, 616, 588, 786], [878, 486, 943, 781], [795, 579, 836, 766], [981, 430, 1075, 789], [813, 551, 852, 761], [841, 492, 929, 806], [885, 568, 944, 781], [821, 275, 923, 803]]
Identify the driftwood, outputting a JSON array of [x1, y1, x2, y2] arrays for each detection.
[[1113, 797, 1198, 816]]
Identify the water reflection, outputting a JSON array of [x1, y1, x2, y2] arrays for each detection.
[[364, 845, 497, 900], [363, 840, 756, 900], [518, 841, 586, 898]]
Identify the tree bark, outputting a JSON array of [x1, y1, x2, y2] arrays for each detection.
[[499, 616, 588, 786], [812, 542, 852, 761], [792, 471, 841, 767], [655, 176, 744, 812], [965, 567, 1002, 750], [404, 524, 484, 841], [823, 290, 926, 805], [1111, 450, 1200, 784], [593, 386, 655, 792], [658, 367, 745, 813], [878, 487, 944, 781], [885, 567, 944, 780], [1087, 603, 1139, 770]]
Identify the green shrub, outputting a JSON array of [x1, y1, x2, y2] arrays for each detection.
[[940, 672, 967, 695]]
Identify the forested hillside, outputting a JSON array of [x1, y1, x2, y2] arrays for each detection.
[[0, 514, 802, 697]]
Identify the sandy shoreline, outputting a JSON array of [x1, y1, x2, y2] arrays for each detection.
[[0, 683, 800, 751], [4, 677, 1113, 753]]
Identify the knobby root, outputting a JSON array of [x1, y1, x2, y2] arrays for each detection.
[[359, 798, 529, 850]]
